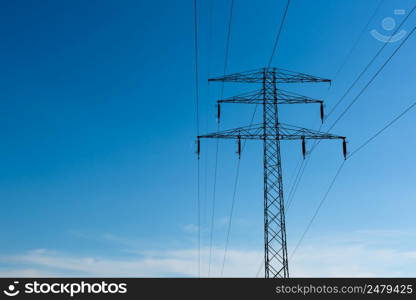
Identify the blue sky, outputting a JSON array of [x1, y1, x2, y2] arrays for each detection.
[[1, 0, 416, 277]]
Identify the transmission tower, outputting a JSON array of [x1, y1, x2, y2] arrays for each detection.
[[197, 67, 347, 278]]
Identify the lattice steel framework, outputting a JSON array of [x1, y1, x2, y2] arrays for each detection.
[[197, 67, 346, 278]]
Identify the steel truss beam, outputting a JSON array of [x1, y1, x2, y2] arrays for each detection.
[[208, 67, 331, 84], [218, 88, 323, 105]]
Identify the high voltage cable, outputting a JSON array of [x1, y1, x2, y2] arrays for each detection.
[[285, 159, 306, 212], [285, 158, 303, 199], [220, 159, 241, 276], [220, 0, 292, 276], [208, 0, 234, 277], [193, 0, 200, 135], [286, 5, 416, 213], [203, 0, 213, 270], [249, 0, 291, 134], [311, 0, 384, 127], [288, 21, 416, 256], [348, 101, 416, 159], [271, 3, 416, 274], [255, 257, 263, 277], [220, 0, 234, 97], [286, 0, 385, 211], [255, 2, 414, 277], [331, 0, 385, 82], [290, 101, 416, 259], [327, 23, 416, 132], [289, 19, 416, 265], [208, 133, 219, 277], [220, 103, 257, 276], [326, 4, 416, 120], [220, 106, 258, 276], [193, 0, 201, 277], [268, 0, 291, 67], [290, 160, 345, 259]]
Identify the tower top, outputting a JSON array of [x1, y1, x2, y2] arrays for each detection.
[[208, 67, 331, 84]]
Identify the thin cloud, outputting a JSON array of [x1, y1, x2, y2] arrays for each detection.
[[1, 230, 415, 277]]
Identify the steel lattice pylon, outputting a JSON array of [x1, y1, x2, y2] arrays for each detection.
[[197, 67, 347, 278], [262, 69, 289, 277]]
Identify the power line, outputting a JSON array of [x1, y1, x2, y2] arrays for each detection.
[[289, 15, 416, 260], [311, 0, 384, 126], [287, 155, 302, 188], [255, 258, 263, 277], [285, 159, 305, 211], [331, 0, 385, 81], [247, 0, 292, 135], [284, 4, 416, 215], [327, 23, 416, 132], [249, 0, 292, 130], [221, 105, 259, 277], [207, 134, 219, 277], [204, 0, 215, 276], [219, 0, 292, 276], [193, 0, 200, 136], [220, 0, 234, 96], [286, 159, 310, 213], [290, 100, 416, 259], [290, 160, 345, 259], [193, 0, 201, 277], [203, 0, 215, 230], [285, 157, 303, 203], [348, 101, 416, 159], [268, 0, 291, 67], [200, 1, 415, 278], [290, 34, 416, 256], [220, 159, 241, 276], [326, 4, 416, 120], [284, 0, 384, 210], [288, 10, 415, 253], [208, 0, 234, 277]]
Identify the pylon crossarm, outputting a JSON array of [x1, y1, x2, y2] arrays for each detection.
[[197, 124, 264, 140], [279, 123, 345, 140], [197, 123, 344, 141], [218, 89, 323, 105], [208, 67, 331, 84], [218, 89, 263, 104]]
